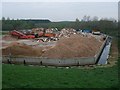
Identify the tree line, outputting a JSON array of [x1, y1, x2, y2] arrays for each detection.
[[2, 16, 118, 37]]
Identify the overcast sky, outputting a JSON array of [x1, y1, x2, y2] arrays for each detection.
[[2, 2, 118, 21]]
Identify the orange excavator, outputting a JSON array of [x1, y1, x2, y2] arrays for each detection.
[[10, 30, 35, 39]]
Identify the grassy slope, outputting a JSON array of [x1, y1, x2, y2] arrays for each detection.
[[2, 64, 118, 88]]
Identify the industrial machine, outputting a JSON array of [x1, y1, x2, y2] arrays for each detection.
[[10, 30, 35, 39]]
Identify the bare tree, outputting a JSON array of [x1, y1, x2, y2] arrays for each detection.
[[2, 17, 5, 20], [76, 18, 80, 22], [7, 17, 10, 20], [109, 17, 116, 22], [82, 15, 91, 22], [92, 16, 99, 21]]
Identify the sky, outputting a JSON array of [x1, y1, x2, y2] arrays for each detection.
[[1, 1, 118, 21], [1, 0, 120, 2]]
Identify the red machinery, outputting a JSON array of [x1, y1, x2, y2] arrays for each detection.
[[44, 33, 56, 37], [10, 30, 35, 39], [38, 32, 56, 37]]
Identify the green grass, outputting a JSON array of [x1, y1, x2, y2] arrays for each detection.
[[0, 64, 2, 90], [0, 31, 9, 35], [2, 64, 118, 88]]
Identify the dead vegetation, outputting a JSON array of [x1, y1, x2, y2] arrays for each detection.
[[107, 39, 118, 66]]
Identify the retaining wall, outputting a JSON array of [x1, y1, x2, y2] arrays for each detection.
[[2, 55, 95, 66], [94, 36, 109, 64], [2, 36, 109, 66]]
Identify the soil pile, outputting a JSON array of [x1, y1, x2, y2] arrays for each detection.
[[2, 34, 104, 58], [2, 44, 43, 57], [42, 34, 103, 58], [2, 35, 17, 41]]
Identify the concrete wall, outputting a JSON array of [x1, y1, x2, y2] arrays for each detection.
[[2, 36, 109, 66], [2, 55, 95, 66], [94, 36, 109, 63]]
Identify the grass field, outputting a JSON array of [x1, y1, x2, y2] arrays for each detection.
[[2, 37, 119, 89], [0, 64, 2, 90], [2, 63, 118, 88]]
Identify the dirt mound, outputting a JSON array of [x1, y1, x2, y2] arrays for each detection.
[[2, 41, 21, 49], [2, 35, 17, 41], [2, 34, 104, 58], [42, 34, 103, 58], [2, 44, 43, 57]]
